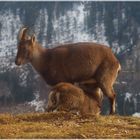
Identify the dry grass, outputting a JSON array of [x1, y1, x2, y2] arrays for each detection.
[[0, 112, 139, 138]]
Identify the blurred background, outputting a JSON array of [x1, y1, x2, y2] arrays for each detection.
[[0, 1, 139, 115]]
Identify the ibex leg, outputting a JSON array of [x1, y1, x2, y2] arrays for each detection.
[[95, 66, 118, 114], [99, 84, 116, 114]]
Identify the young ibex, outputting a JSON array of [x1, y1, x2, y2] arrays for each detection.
[[45, 82, 103, 115], [15, 27, 121, 114]]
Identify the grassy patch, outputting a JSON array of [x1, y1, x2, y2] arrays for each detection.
[[0, 112, 139, 138]]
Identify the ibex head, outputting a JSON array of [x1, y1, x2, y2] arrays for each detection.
[[15, 27, 36, 66]]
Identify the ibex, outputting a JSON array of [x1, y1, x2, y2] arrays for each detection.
[[15, 27, 121, 114], [45, 82, 103, 115]]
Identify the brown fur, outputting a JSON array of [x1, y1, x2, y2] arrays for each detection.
[[78, 79, 103, 105], [45, 82, 103, 115], [15, 28, 121, 114]]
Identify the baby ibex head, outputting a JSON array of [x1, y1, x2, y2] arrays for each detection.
[[15, 27, 36, 66]]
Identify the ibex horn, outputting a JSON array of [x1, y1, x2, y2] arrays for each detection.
[[18, 27, 28, 40]]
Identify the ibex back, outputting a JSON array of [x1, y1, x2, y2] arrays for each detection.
[[15, 27, 121, 114]]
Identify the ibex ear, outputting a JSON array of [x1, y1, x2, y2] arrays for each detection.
[[31, 34, 36, 45]]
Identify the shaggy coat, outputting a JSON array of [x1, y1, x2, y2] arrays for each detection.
[[45, 82, 103, 115]]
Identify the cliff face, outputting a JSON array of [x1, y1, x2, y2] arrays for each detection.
[[115, 41, 140, 115], [0, 2, 139, 115]]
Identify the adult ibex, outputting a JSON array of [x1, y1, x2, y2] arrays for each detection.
[[45, 82, 103, 115], [15, 27, 121, 114]]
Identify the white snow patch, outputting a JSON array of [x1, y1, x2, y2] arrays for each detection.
[[50, 3, 108, 47], [122, 10, 126, 20], [112, 42, 121, 54], [124, 92, 132, 102], [28, 92, 45, 112], [121, 81, 127, 85], [0, 9, 22, 57], [34, 9, 48, 47], [113, 18, 118, 34], [132, 112, 140, 118], [133, 97, 137, 111]]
